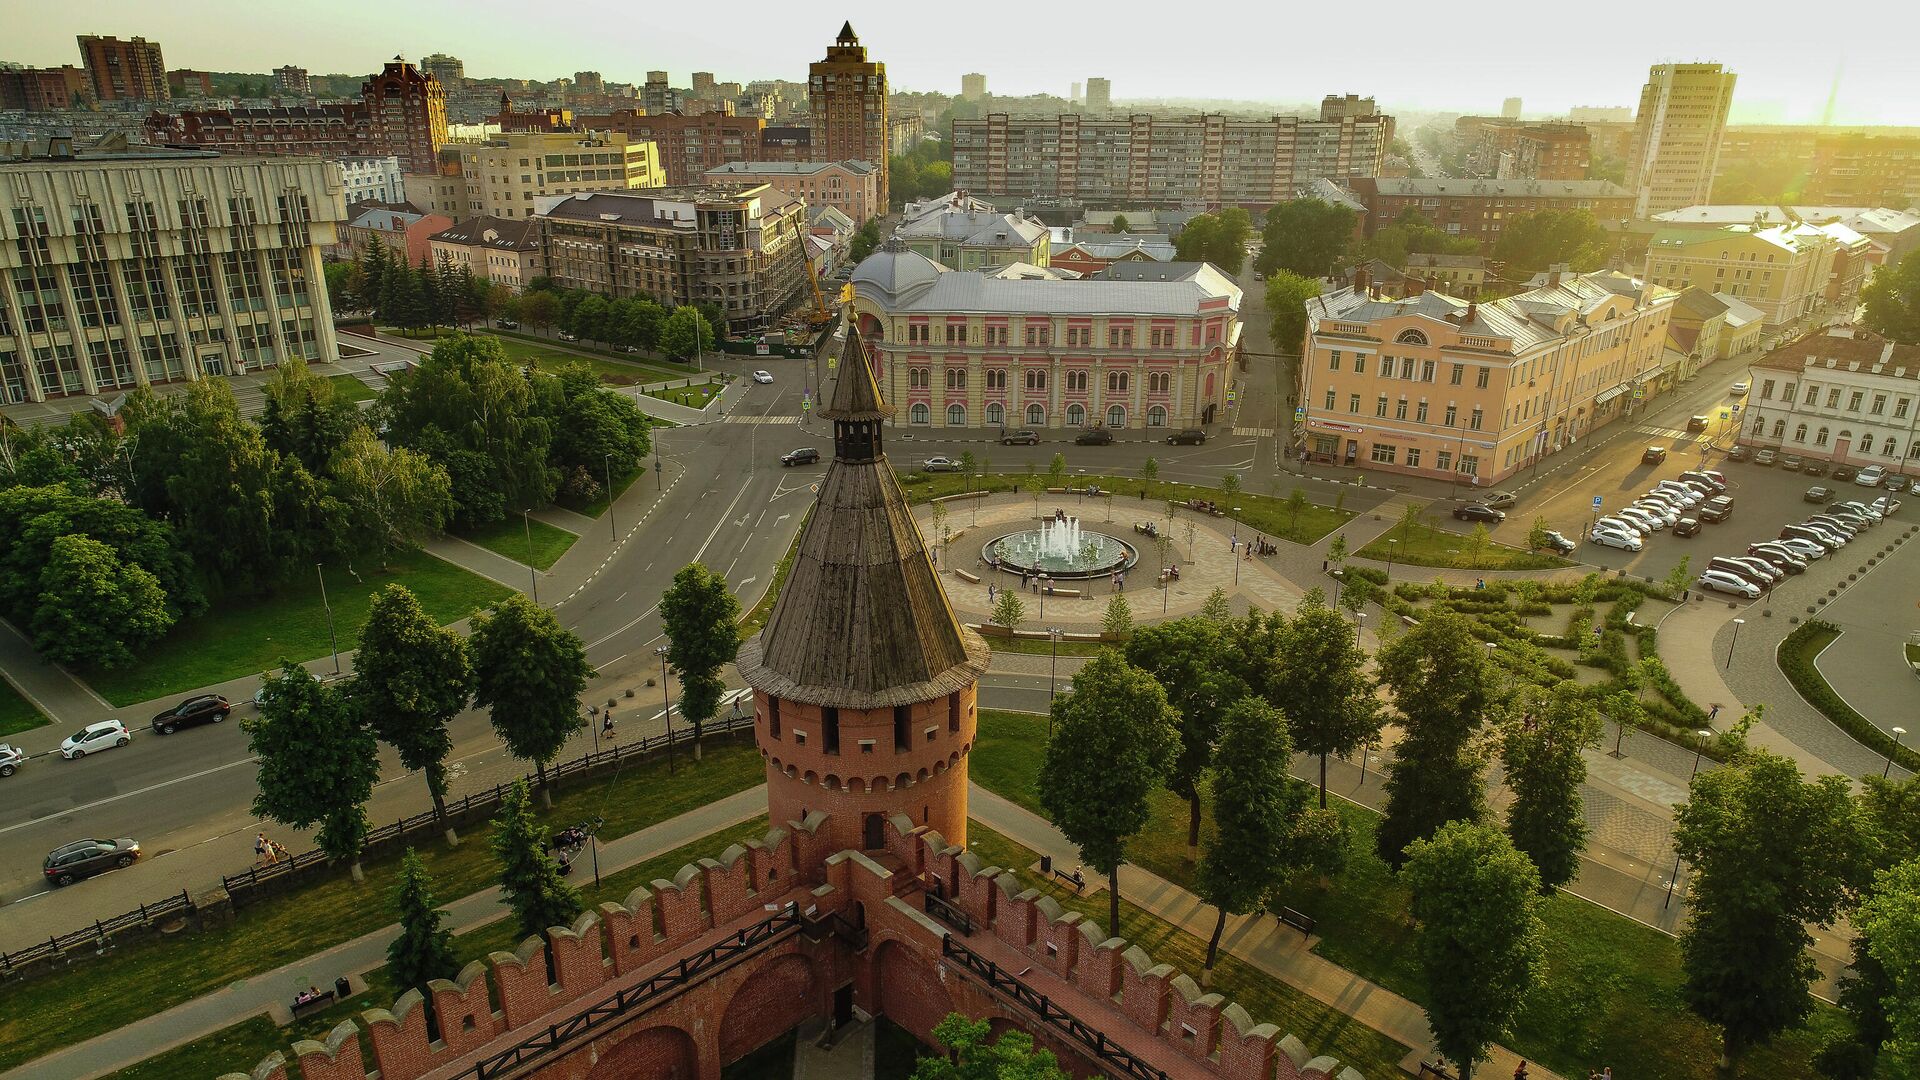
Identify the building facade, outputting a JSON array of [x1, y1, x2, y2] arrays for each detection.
[[77, 34, 168, 102], [535, 185, 807, 332], [1047, 232, 1176, 276], [0, 143, 346, 407], [961, 73, 986, 101], [1458, 118, 1590, 180], [335, 156, 403, 205], [704, 160, 880, 226], [1641, 221, 1868, 329], [342, 205, 454, 266], [808, 23, 889, 208], [0, 66, 92, 112], [1628, 63, 1737, 217], [1085, 77, 1111, 111], [582, 110, 771, 186], [1805, 134, 1920, 209], [1299, 268, 1675, 484], [1348, 177, 1633, 249], [273, 65, 311, 95], [428, 215, 542, 291], [418, 53, 464, 89], [457, 130, 665, 219], [849, 245, 1241, 431], [894, 200, 1049, 270], [1739, 329, 1920, 477], [1404, 252, 1490, 293]]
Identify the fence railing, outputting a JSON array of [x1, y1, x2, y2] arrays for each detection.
[[941, 935, 1171, 1080], [0, 889, 193, 973]]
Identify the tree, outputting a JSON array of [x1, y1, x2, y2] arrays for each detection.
[[1196, 698, 1305, 973], [468, 596, 595, 808], [1102, 594, 1133, 639], [1258, 198, 1358, 279], [329, 427, 454, 563], [260, 358, 361, 474], [1220, 471, 1240, 498], [911, 1014, 1069, 1080], [1676, 749, 1871, 1064], [1284, 488, 1309, 530], [1047, 453, 1068, 491], [1126, 618, 1244, 853], [989, 589, 1025, 630], [660, 563, 740, 759], [0, 485, 200, 635], [1361, 209, 1478, 269], [1270, 589, 1380, 807], [1289, 806, 1350, 888], [1173, 211, 1250, 275], [324, 261, 366, 313], [1526, 517, 1552, 552], [1463, 524, 1491, 569], [1327, 532, 1348, 574], [490, 780, 584, 940], [387, 848, 459, 996], [356, 584, 472, 843], [1199, 587, 1232, 622], [1492, 208, 1610, 275], [1264, 271, 1321, 356], [1661, 554, 1693, 600], [1402, 822, 1547, 1080], [1863, 251, 1920, 345], [1376, 611, 1499, 868], [30, 534, 173, 668], [1825, 774, 1920, 1075], [1140, 456, 1159, 499], [660, 306, 714, 361], [1855, 858, 1920, 1078], [519, 289, 560, 334], [1040, 650, 1178, 934], [1109, 214, 1131, 234], [248, 662, 380, 880], [1500, 683, 1602, 891]]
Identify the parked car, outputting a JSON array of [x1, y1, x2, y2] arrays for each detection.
[[43, 838, 140, 887], [1780, 524, 1845, 551], [1617, 506, 1667, 531], [1540, 529, 1577, 554], [1452, 504, 1505, 523], [1754, 449, 1777, 466], [1631, 502, 1680, 527], [779, 447, 820, 467], [1673, 517, 1702, 537], [0, 743, 22, 777], [1165, 429, 1207, 446], [1712, 555, 1781, 586], [1000, 429, 1040, 446], [1727, 445, 1753, 462], [558, 331, 577, 341], [1730, 380, 1750, 396], [1597, 515, 1651, 537], [1802, 458, 1829, 476], [1884, 474, 1910, 492], [1642, 445, 1668, 464], [59, 720, 130, 759], [1589, 527, 1644, 551], [1808, 515, 1859, 539], [496, 318, 519, 329], [1772, 536, 1828, 560], [1479, 491, 1519, 510], [1832, 464, 1858, 482], [151, 694, 230, 735], [1804, 486, 1834, 503], [1856, 465, 1887, 487], [921, 457, 962, 473], [1833, 501, 1881, 524], [1698, 495, 1735, 522], [1781, 454, 1805, 471], [1653, 483, 1703, 506], [1074, 428, 1114, 446], [1748, 543, 1809, 573], [1697, 569, 1761, 598], [1681, 469, 1728, 493], [1873, 495, 1902, 516]]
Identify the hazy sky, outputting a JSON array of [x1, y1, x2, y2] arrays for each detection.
[[16, 0, 1916, 125]]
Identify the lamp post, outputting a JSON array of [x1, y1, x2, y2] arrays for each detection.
[[587, 704, 601, 754], [522, 510, 539, 603], [1724, 617, 1745, 670], [1233, 507, 1243, 583], [1355, 610, 1368, 637], [1887, 726, 1908, 780], [1691, 729, 1713, 779], [1385, 538, 1398, 578], [657, 644, 675, 775], [317, 564, 340, 674], [604, 453, 617, 540], [1048, 628, 1064, 708], [655, 456, 663, 491]]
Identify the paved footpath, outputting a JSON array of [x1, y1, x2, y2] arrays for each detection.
[[6, 787, 767, 1080]]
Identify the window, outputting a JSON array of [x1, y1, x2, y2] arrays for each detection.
[[1772, 419, 1785, 438], [945, 324, 965, 345], [946, 368, 967, 389], [1108, 325, 1133, 348], [1149, 371, 1170, 393], [1476, 368, 1490, 389], [1421, 360, 1436, 382], [1024, 369, 1047, 391], [1815, 426, 1829, 447], [1065, 370, 1088, 392], [986, 402, 1004, 425], [1450, 363, 1464, 385], [1872, 394, 1887, 415], [893, 706, 910, 751], [1395, 398, 1409, 420], [1469, 406, 1484, 431], [1354, 355, 1367, 375], [1795, 423, 1808, 442], [823, 707, 840, 755], [1805, 384, 1820, 405], [1324, 388, 1337, 409], [1066, 403, 1085, 426], [906, 323, 931, 344], [1395, 329, 1429, 346], [910, 403, 930, 424], [908, 368, 929, 389], [1370, 444, 1396, 464], [1064, 327, 1089, 346], [1107, 405, 1126, 428], [946, 404, 965, 425], [1147, 405, 1166, 426], [1406, 448, 1421, 467], [986, 369, 1007, 390], [1885, 437, 1898, 456], [949, 695, 960, 734], [1024, 324, 1051, 347], [1401, 357, 1417, 379], [1445, 404, 1458, 426], [1108, 371, 1129, 393], [1026, 403, 1045, 424], [1827, 388, 1842, 408], [1458, 455, 1479, 476], [1436, 450, 1453, 471], [1416, 401, 1429, 423], [1376, 395, 1389, 417], [1348, 394, 1361, 413], [1328, 350, 1342, 370], [985, 326, 1009, 346], [1761, 379, 1776, 400]]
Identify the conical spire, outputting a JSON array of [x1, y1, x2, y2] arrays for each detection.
[[838, 20, 858, 42], [821, 324, 890, 422]]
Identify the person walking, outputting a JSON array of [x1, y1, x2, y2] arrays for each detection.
[[255, 833, 275, 865], [602, 709, 615, 740]]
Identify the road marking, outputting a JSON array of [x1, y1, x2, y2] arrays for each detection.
[[0, 756, 262, 837], [1232, 427, 1275, 437], [615, 591, 627, 603], [774, 513, 791, 525], [738, 576, 758, 590]]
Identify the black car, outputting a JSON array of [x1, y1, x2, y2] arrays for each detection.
[[779, 447, 820, 467], [1165, 429, 1208, 446], [1804, 486, 1834, 504], [151, 694, 230, 735], [1886, 475, 1911, 492], [1074, 428, 1114, 446], [1000, 429, 1040, 446], [1672, 517, 1702, 537], [1781, 454, 1805, 471], [1642, 446, 1668, 464], [1832, 465, 1858, 482], [43, 838, 140, 886], [1452, 504, 1506, 524], [1540, 530, 1577, 554], [1698, 495, 1734, 522], [1726, 445, 1753, 462], [1801, 458, 1828, 476], [1687, 416, 1709, 432]]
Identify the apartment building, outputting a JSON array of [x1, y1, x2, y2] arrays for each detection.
[[428, 216, 541, 291], [1347, 177, 1633, 248], [342, 205, 453, 265], [893, 199, 1049, 270], [1628, 63, 1737, 217], [77, 35, 168, 102], [456, 130, 664, 219], [961, 73, 987, 102], [1739, 329, 1920, 476], [274, 66, 311, 95], [1457, 118, 1590, 180], [1405, 253, 1490, 293], [808, 23, 889, 207], [0, 140, 346, 407], [336, 156, 403, 205], [1805, 134, 1920, 210], [951, 102, 1394, 210], [534, 185, 807, 332], [848, 244, 1241, 431], [1299, 267, 1676, 484], [0, 66, 92, 112], [581, 111, 770, 186], [703, 160, 879, 226], [1642, 221, 1870, 329], [1085, 78, 1111, 111]]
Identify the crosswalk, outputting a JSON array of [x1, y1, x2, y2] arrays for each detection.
[[725, 414, 801, 425], [1637, 425, 1703, 442], [1232, 426, 1276, 438]]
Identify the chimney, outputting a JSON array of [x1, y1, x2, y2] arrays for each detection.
[[1353, 265, 1370, 295], [1406, 275, 1425, 297], [1547, 262, 1567, 288], [1465, 300, 1478, 324]]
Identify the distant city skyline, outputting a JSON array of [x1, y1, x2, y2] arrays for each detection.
[[18, 0, 1918, 126]]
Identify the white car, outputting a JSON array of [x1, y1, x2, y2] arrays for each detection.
[[1730, 381, 1750, 396], [1772, 536, 1827, 560], [752, 370, 774, 384], [60, 720, 131, 759], [1597, 515, 1651, 537], [1617, 507, 1667, 532], [1631, 502, 1680, 527], [1855, 465, 1887, 487], [1588, 527, 1644, 552], [1873, 495, 1902, 517], [1836, 500, 1882, 523], [1653, 484, 1704, 507], [0, 743, 22, 777], [1697, 569, 1761, 598]]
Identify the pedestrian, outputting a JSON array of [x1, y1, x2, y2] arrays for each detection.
[[271, 839, 291, 862], [602, 710, 615, 739], [255, 832, 274, 864], [1230, 536, 1239, 554], [987, 583, 997, 604], [1708, 703, 1721, 723], [1513, 1061, 1529, 1080], [1601, 1069, 1613, 1080]]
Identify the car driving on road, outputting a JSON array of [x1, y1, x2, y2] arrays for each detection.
[[0, 743, 22, 777], [779, 447, 820, 467], [59, 719, 131, 759], [43, 838, 140, 886], [152, 694, 230, 735], [921, 457, 961, 472], [1452, 504, 1505, 523]]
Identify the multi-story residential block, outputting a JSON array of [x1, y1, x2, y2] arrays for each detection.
[[952, 102, 1394, 210], [342, 204, 453, 266], [428, 215, 541, 291], [848, 244, 1241, 431], [77, 35, 167, 102], [144, 59, 448, 173], [1299, 267, 1676, 484], [580, 110, 769, 186], [0, 66, 92, 112], [642, 72, 678, 115], [809, 23, 889, 207], [1347, 177, 1633, 249], [894, 198, 1048, 270], [418, 53, 464, 89], [703, 160, 880, 226], [1647, 203, 1920, 268], [690, 72, 715, 98], [1806, 134, 1920, 210], [1457, 118, 1590, 180], [274, 66, 311, 96], [534, 185, 807, 332], [1628, 63, 1737, 217], [889, 113, 924, 155], [573, 71, 604, 95], [456, 130, 665, 219], [0, 140, 346, 407], [1085, 77, 1111, 111], [961, 73, 987, 102], [165, 69, 212, 98], [335, 156, 403, 205], [1502, 97, 1523, 120], [1642, 221, 1869, 329], [1739, 328, 1920, 477]]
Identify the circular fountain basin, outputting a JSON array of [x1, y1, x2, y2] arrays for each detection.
[[983, 521, 1139, 580]]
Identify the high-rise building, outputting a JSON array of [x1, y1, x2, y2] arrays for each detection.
[[1502, 96, 1523, 119], [1084, 77, 1111, 111], [455, 130, 665, 219], [960, 73, 987, 101], [274, 65, 310, 95], [1805, 134, 1920, 208], [691, 71, 716, 97], [1070, 80, 1081, 104], [0, 66, 92, 112], [581, 110, 776, 185], [0, 139, 346, 406], [419, 53, 464, 88], [573, 71, 604, 95], [809, 23, 890, 207], [1319, 93, 1376, 121], [643, 71, 678, 115], [76, 34, 167, 101], [1628, 62, 1737, 217]]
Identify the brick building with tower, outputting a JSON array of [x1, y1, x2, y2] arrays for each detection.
[[809, 22, 889, 207], [215, 331, 1364, 1080]]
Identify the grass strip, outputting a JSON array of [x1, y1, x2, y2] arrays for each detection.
[[1356, 514, 1571, 571], [457, 516, 578, 571], [0, 676, 49, 737], [1780, 619, 1919, 774]]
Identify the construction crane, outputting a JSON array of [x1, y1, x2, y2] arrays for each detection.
[[788, 215, 834, 332]]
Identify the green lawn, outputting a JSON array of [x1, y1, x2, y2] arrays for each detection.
[[645, 381, 724, 409], [457, 515, 578, 571], [1357, 514, 1571, 571], [327, 373, 375, 404], [81, 549, 513, 707], [559, 464, 644, 518], [3, 736, 767, 1075], [481, 331, 688, 385], [975, 635, 1110, 658], [970, 709, 1840, 1080], [0, 676, 48, 737]]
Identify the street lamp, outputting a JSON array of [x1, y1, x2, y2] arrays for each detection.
[[657, 644, 675, 775], [316, 564, 340, 674], [522, 510, 539, 603], [1048, 628, 1064, 723], [1355, 610, 1368, 636], [1385, 538, 1398, 578], [1724, 617, 1745, 670], [655, 457, 663, 491], [587, 704, 601, 754], [604, 453, 617, 540], [1887, 726, 1909, 780], [1690, 729, 1713, 779]]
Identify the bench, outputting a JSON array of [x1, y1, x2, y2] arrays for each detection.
[[1040, 587, 1082, 598], [290, 990, 337, 1020], [1416, 1061, 1457, 1080], [953, 569, 981, 584], [1276, 906, 1316, 938]]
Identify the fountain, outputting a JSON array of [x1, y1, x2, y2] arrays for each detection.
[[984, 516, 1139, 579]]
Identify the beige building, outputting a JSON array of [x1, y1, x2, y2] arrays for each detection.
[[1740, 329, 1920, 476], [703, 160, 881, 226], [455, 130, 665, 220], [893, 197, 1049, 271], [1629, 63, 1737, 217], [0, 141, 346, 407], [1642, 221, 1868, 329], [428, 216, 542, 292], [1405, 253, 1490, 294], [1300, 268, 1676, 484]]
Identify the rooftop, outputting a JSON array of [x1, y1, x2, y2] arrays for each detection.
[[1363, 177, 1632, 199], [535, 186, 795, 226], [1753, 328, 1920, 380], [851, 246, 1239, 316], [1314, 268, 1672, 352], [705, 159, 878, 177], [895, 205, 1047, 248], [429, 215, 539, 251]]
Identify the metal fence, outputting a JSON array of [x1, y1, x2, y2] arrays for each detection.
[[0, 889, 193, 973], [942, 936, 1171, 1080]]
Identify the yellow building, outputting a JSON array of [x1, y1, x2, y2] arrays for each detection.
[[1642, 223, 1848, 330], [456, 130, 664, 220]]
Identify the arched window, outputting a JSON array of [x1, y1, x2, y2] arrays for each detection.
[[985, 402, 1004, 425], [1395, 328, 1429, 346], [1795, 424, 1808, 442], [1107, 405, 1126, 428], [1885, 437, 1898, 457], [946, 404, 965, 426], [1066, 403, 1085, 426], [1772, 419, 1784, 438], [1025, 403, 1045, 425], [1149, 371, 1170, 393], [1816, 427, 1829, 447], [1751, 417, 1765, 436], [909, 403, 930, 425], [1148, 405, 1167, 427], [1108, 370, 1129, 393]]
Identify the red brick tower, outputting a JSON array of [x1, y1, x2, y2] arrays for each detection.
[[738, 327, 989, 859]]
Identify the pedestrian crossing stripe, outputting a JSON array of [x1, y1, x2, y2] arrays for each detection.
[[1232, 427, 1275, 437], [1638, 426, 1701, 441], [725, 414, 801, 424]]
